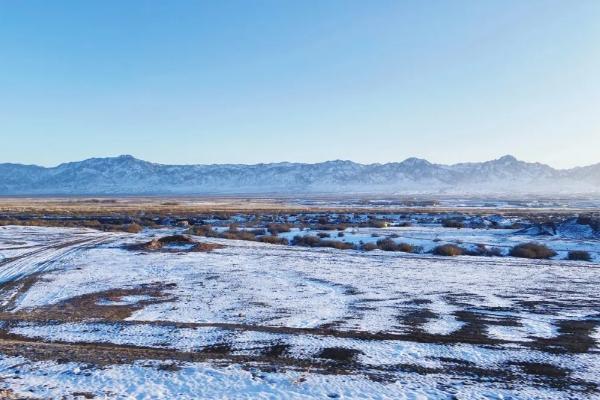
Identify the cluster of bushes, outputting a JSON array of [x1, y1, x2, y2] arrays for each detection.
[[291, 235, 354, 250], [467, 244, 503, 257], [429, 243, 505, 257], [0, 218, 144, 233], [267, 223, 292, 235], [257, 235, 289, 245], [186, 224, 290, 245], [365, 220, 388, 228], [375, 238, 418, 253], [310, 223, 347, 231], [186, 224, 220, 237]]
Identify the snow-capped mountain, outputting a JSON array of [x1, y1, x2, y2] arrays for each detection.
[[0, 155, 598, 195]]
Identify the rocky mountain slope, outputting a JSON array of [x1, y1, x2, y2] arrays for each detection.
[[0, 155, 598, 195]]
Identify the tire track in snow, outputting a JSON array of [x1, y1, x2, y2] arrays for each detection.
[[0, 234, 116, 284]]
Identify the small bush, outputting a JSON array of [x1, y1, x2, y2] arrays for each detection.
[[361, 242, 378, 251], [317, 232, 330, 238], [318, 240, 355, 250], [368, 220, 388, 228], [509, 242, 556, 259], [291, 235, 321, 247], [123, 223, 143, 233], [376, 238, 398, 251], [432, 244, 465, 256], [337, 232, 345, 237], [441, 219, 464, 229], [267, 223, 292, 235], [375, 238, 415, 253], [291, 235, 354, 250], [467, 244, 503, 257], [567, 250, 592, 262], [257, 236, 289, 245], [187, 225, 220, 238], [220, 230, 257, 241]]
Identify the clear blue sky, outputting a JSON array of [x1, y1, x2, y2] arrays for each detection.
[[1, 0, 599, 168]]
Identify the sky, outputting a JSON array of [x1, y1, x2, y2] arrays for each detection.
[[0, 0, 599, 169]]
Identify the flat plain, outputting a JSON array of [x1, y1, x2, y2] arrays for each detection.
[[0, 197, 598, 399]]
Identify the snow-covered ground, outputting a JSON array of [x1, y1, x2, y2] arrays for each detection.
[[0, 225, 598, 399], [277, 225, 600, 261]]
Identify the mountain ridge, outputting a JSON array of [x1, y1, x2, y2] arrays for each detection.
[[0, 155, 598, 195]]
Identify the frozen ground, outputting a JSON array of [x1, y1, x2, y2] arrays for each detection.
[[0, 225, 598, 399]]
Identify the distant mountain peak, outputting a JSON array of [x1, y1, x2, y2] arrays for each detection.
[[401, 157, 431, 166], [497, 154, 518, 163]]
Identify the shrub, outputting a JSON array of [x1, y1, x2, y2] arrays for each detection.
[[228, 223, 239, 232], [375, 238, 415, 253], [441, 219, 464, 228], [376, 238, 398, 251], [123, 223, 143, 233], [432, 244, 465, 256], [291, 235, 354, 250], [291, 235, 321, 247], [567, 250, 592, 262], [257, 236, 289, 245], [368, 220, 388, 228], [317, 232, 330, 238], [318, 240, 355, 250], [509, 242, 556, 259], [187, 225, 219, 238], [220, 230, 257, 241], [361, 243, 378, 251], [467, 244, 503, 257], [337, 232, 345, 237], [267, 223, 292, 235]]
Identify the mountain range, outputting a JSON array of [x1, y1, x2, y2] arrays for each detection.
[[0, 155, 598, 195]]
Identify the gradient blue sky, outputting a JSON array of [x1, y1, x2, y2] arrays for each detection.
[[1, 0, 599, 168]]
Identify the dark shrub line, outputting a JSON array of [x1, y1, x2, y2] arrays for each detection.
[[187, 225, 593, 262]]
